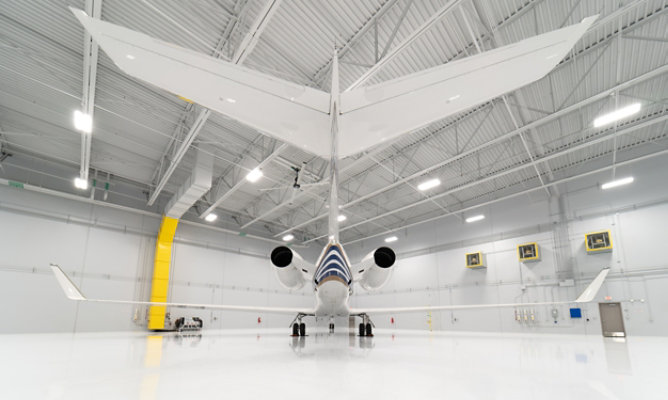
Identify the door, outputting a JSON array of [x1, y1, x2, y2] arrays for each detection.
[[599, 302, 626, 337]]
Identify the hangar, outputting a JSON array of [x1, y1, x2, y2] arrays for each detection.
[[0, 0, 666, 398]]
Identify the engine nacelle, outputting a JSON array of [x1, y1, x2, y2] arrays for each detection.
[[356, 247, 396, 291], [270, 246, 307, 290]]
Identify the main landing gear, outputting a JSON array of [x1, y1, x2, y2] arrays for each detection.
[[290, 313, 312, 336], [329, 316, 335, 334], [357, 314, 374, 337]]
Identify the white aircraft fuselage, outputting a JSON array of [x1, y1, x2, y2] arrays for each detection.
[[313, 243, 353, 316]]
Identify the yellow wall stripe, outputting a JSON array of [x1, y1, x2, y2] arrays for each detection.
[[148, 215, 179, 330]]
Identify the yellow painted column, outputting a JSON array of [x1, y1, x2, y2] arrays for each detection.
[[148, 216, 179, 330]]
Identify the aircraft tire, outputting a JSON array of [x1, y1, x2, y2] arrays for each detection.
[[292, 323, 299, 336], [365, 323, 372, 336], [299, 322, 306, 336], [359, 323, 365, 336]]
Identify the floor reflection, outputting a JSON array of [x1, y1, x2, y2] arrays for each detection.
[[603, 337, 633, 375], [289, 331, 375, 357]]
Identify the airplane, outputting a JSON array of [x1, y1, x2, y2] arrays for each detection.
[[52, 8, 606, 337]]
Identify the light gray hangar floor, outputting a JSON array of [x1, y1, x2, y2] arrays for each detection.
[[1, 329, 666, 399]]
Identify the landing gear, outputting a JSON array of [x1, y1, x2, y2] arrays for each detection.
[[357, 314, 374, 337], [328, 317, 335, 333], [289, 313, 313, 336]]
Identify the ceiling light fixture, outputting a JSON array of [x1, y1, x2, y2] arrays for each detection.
[[418, 178, 441, 191], [385, 236, 398, 243], [73, 177, 88, 190], [246, 168, 263, 183], [73, 110, 92, 133], [204, 213, 218, 222], [282, 234, 294, 242], [465, 214, 485, 223], [337, 215, 347, 222], [593, 103, 641, 128], [601, 176, 634, 190]]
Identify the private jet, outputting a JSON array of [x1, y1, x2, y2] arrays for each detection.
[[52, 8, 607, 336]]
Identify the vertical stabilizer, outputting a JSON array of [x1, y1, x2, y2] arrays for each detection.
[[328, 49, 341, 242]]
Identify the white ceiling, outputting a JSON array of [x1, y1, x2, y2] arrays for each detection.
[[0, 0, 666, 245]]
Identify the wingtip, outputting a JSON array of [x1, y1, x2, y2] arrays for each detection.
[[50, 264, 87, 301], [575, 268, 610, 303], [68, 7, 92, 27], [581, 14, 599, 27]]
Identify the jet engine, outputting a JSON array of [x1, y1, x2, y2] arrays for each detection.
[[270, 246, 308, 290], [356, 247, 396, 291]]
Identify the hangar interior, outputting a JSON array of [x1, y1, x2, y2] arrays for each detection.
[[0, 0, 667, 398]]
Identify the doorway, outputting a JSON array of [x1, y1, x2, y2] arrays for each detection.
[[599, 302, 626, 337]]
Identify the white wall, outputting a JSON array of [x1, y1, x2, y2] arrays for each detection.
[[2, 156, 667, 335], [0, 185, 313, 333], [347, 156, 668, 336]]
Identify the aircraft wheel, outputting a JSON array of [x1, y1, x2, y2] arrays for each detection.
[[292, 323, 299, 336], [365, 323, 373, 336], [299, 322, 306, 336], [359, 323, 365, 336]]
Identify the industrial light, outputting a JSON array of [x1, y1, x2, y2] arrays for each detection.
[[418, 178, 441, 191], [73, 110, 92, 133], [73, 177, 88, 190], [204, 213, 218, 222], [385, 236, 398, 243], [601, 176, 634, 190], [282, 234, 294, 242], [465, 214, 485, 223], [246, 168, 263, 182], [337, 215, 347, 222], [593, 103, 641, 128]]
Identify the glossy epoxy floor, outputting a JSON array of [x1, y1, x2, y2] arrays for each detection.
[[1, 329, 666, 400]]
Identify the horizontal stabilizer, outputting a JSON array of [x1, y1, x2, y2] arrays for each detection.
[[69, 7, 332, 156], [71, 7, 597, 158], [350, 268, 609, 315], [51, 265, 314, 315], [338, 16, 598, 157]]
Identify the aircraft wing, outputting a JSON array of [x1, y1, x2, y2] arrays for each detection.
[[51, 265, 315, 315], [337, 16, 598, 157], [69, 7, 332, 157], [349, 268, 609, 315]]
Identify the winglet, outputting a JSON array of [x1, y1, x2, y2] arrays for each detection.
[[50, 264, 87, 301], [575, 268, 609, 303]]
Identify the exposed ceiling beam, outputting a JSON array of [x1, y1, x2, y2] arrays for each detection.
[[304, 111, 667, 243], [283, 67, 668, 239], [242, 0, 548, 230], [199, 143, 287, 218], [146, 0, 283, 207], [346, 0, 464, 91], [342, 147, 668, 245], [79, 0, 102, 182]]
